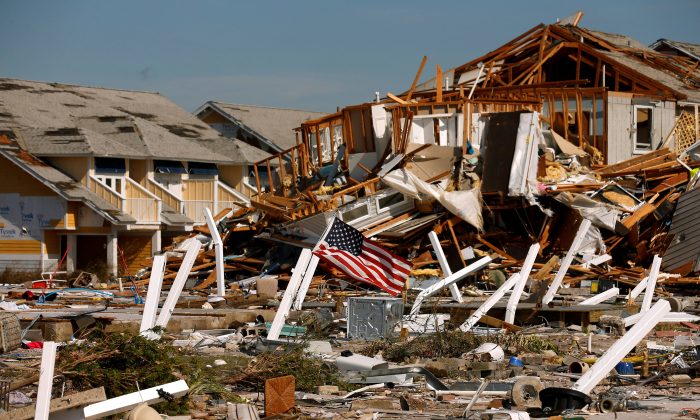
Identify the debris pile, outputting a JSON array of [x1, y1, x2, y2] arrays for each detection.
[[2, 11, 700, 419]]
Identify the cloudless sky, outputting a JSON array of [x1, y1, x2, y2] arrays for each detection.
[[1, 1, 699, 113]]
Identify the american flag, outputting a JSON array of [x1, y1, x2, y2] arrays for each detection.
[[313, 218, 411, 296]]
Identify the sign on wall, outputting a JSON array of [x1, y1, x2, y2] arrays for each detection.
[[0, 194, 66, 239]]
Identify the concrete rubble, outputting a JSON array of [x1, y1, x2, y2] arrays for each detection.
[[1, 11, 700, 420]]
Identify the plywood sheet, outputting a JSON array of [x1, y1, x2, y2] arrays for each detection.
[[264, 375, 295, 416]]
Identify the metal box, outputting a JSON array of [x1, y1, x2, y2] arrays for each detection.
[[347, 297, 404, 340]]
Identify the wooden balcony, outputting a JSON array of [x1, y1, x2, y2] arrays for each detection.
[[182, 179, 249, 223], [88, 175, 161, 224], [143, 178, 184, 213]]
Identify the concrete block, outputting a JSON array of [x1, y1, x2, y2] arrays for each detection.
[[350, 399, 396, 411], [305, 340, 333, 354], [315, 385, 339, 395], [40, 321, 74, 341], [256, 277, 278, 299]]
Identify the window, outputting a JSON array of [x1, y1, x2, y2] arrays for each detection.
[[154, 160, 186, 174], [633, 105, 653, 153], [376, 192, 408, 212], [94, 157, 125, 174], [94, 175, 124, 195], [188, 161, 219, 176], [340, 203, 370, 223]]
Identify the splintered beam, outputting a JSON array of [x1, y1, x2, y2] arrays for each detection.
[[459, 273, 521, 332], [154, 239, 202, 330], [542, 218, 591, 305], [139, 254, 166, 334], [578, 287, 619, 306], [572, 299, 671, 395], [505, 243, 540, 324], [410, 256, 493, 316], [267, 248, 314, 340], [428, 231, 463, 303], [204, 207, 225, 297], [642, 255, 662, 312]]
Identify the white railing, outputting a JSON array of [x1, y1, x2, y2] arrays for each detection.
[[125, 197, 161, 223], [145, 178, 184, 213], [184, 200, 214, 223], [124, 178, 161, 224], [217, 180, 250, 205], [88, 175, 125, 209]]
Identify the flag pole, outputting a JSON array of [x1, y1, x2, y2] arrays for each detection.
[[314, 211, 339, 251]]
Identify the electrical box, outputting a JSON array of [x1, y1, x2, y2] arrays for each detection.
[[347, 297, 404, 340]]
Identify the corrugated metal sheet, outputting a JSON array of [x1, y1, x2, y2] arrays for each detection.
[[662, 186, 700, 274]]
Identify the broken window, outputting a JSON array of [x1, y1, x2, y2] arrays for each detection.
[[340, 203, 370, 223], [188, 161, 219, 176], [376, 191, 409, 212], [633, 105, 653, 153]]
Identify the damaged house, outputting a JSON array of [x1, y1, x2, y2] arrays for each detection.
[[243, 17, 700, 277], [0, 78, 268, 275], [194, 101, 326, 154]]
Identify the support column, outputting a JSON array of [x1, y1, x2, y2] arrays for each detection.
[[66, 234, 77, 272], [151, 230, 161, 256], [106, 234, 118, 277]]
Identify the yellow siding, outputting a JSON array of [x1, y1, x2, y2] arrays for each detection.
[[53, 201, 78, 229], [129, 159, 148, 184], [218, 165, 245, 193], [0, 155, 55, 196], [0, 239, 42, 255], [43, 230, 60, 255], [182, 179, 214, 201], [120, 234, 152, 274], [66, 202, 78, 229], [45, 156, 89, 184]]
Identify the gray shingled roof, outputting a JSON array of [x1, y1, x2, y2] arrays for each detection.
[[0, 78, 270, 164], [651, 39, 700, 62], [582, 28, 653, 52], [204, 101, 327, 151], [599, 49, 700, 102]]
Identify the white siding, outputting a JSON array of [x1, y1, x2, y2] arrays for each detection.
[[607, 93, 633, 164], [654, 101, 676, 150]]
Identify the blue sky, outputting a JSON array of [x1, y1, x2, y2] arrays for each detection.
[[1, 1, 698, 113]]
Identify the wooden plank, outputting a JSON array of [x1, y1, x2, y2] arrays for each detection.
[[599, 152, 678, 177], [405, 55, 428, 101], [435, 64, 443, 103], [597, 148, 672, 175], [621, 197, 667, 230], [478, 314, 522, 332], [1, 388, 106, 420], [476, 235, 516, 260], [264, 375, 296, 416], [387, 92, 408, 105]]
